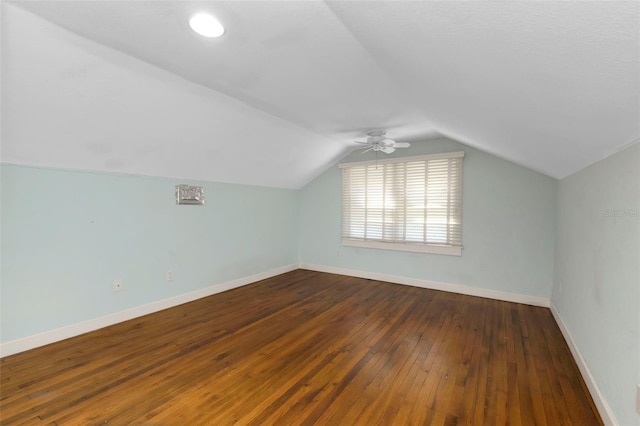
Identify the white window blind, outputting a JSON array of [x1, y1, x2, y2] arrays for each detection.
[[340, 151, 464, 256]]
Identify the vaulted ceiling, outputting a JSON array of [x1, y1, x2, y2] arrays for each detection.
[[2, 1, 638, 189]]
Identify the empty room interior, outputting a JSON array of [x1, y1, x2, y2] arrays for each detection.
[[1, 1, 639, 425]]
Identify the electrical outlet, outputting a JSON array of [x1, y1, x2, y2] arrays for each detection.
[[113, 279, 123, 292], [166, 269, 174, 282], [636, 384, 640, 415]]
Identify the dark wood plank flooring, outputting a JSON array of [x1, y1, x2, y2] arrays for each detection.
[[0, 270, 602, 425]]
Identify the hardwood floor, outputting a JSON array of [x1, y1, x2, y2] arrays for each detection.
[[1, 270, 601, 425]]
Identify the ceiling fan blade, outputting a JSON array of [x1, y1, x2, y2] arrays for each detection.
[[355, 130, 404, 153]]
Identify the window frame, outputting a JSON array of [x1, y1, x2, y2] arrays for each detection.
[[339, 151, 464, 257]]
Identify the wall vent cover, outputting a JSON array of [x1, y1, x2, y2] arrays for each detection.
[[176, 184, 205, 205]]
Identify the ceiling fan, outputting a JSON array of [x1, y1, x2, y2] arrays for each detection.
[[355, 130, 411, 154]]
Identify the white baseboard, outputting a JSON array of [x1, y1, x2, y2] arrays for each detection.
[[2, 263, 613, 424], [0, 264, 298, 358], [299, 264, 615, 421], [298, 263, 550, 307], [549, 301, 617, 426]]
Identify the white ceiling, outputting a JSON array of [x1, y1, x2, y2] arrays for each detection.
[[2, 1, 638, 188]]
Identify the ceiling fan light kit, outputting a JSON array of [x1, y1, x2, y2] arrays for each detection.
[[355, 130, 411, 154]]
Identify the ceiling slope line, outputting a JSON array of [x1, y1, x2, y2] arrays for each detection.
[[3, 3, 350, 189]]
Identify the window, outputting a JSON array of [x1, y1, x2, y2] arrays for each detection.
[[340, 151, 464, 256]]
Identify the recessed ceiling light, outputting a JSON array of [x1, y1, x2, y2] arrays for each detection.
[[189, 13, 224, 38]]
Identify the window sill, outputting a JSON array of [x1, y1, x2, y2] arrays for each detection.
[[342, 239, 462, 256]]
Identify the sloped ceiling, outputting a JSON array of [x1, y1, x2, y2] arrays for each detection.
[[2, 1, 638, 189]]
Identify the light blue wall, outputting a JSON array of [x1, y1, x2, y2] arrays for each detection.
[[553, 142, 640, 426], [0, 164, 298, 343], [298, 138, 557, 298], [3, 141, 637, 424]]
